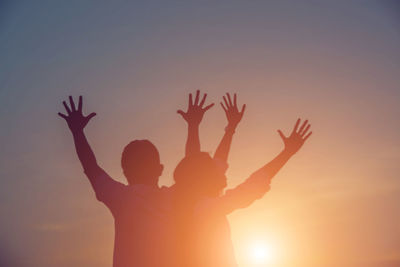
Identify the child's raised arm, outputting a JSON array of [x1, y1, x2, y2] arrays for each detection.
[[177, 90, 214, 156], [213, 93, 246, 164], [218, 119, 312, 214]]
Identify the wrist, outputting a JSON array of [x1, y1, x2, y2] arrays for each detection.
[[282, 149, 295, 157], [188, 123, 200, 129], [188, 123, 200, 132], [71, 128, 84, 136], [225, 124, 237, 134]]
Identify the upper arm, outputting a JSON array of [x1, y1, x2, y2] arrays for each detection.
[[83, 166, 127, 211], [213, 158, 229, 174]]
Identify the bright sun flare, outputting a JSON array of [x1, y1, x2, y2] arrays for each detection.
[[249, 241, 276, 265]]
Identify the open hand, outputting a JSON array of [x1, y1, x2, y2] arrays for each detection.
[[177, 90, 214, 126], [278, 118, 312, 155], [58, 96, 96, 133], [220, 93, 246, 130]]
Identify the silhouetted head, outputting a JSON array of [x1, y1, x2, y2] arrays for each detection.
[[121, 140, 163, 186], [173, 152, 227, 197]]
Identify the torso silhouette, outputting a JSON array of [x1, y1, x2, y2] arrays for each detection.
[[193, 170, 271, 267], [91, 172, 174, 267]]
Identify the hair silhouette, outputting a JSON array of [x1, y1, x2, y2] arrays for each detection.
[[174, 152, 226, 197]]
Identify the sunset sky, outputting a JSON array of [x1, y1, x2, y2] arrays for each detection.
[[0, 1, 399, 266]]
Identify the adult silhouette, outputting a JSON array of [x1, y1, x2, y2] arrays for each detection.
[[58, 96, 172, 267], [58, 93, 231, 267], [174, 91, 312, 266]]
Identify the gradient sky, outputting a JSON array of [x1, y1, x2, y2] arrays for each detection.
[[0, 1, 399, 266]]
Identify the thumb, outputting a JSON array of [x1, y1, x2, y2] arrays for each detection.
[[58, 112, 67, 120], [240, 104, 246, 115], [87, 112, 97, 121], [277, 130, 286, 140], [203, 103, 214, 111], [177, 110, 186, 116]]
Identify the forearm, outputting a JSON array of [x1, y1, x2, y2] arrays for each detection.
[[213, 126, 235, 162], [254, 149, 293, 180], [226, 150, 292, 210], [185, 124, 200, 156], [219, 148, 293, 215], [71, 129, 99, 173]]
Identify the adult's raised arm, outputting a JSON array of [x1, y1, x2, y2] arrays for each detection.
[[58, 96, 98, 174], [58, 96, 124, 208]]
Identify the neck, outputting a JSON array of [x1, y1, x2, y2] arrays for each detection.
[[129, 176, 158, 187]]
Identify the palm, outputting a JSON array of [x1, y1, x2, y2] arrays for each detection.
[[278, 119, 312, 155], [220, 93, 246, 128], [58, 96, 96, 133], [177, 90, 214, 126]]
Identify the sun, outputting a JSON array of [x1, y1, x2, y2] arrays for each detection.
[[248, 241, 276, 265]]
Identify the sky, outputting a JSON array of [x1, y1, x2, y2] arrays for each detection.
[[0, 1, 399, 266]]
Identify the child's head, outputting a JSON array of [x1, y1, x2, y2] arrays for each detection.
[[121, 140, 163, 185], [173, 152, 227, 197]]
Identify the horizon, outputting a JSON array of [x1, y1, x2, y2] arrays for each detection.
[[0, 1, 399, 266]]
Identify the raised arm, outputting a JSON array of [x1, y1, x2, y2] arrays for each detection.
[[214, 93, 246, 163], [59, 96, 128, 212], [58, 96, 102, 185], [177, 90, 214, 156], [220, 118, 312, 214], [254, 118, 312, 178]]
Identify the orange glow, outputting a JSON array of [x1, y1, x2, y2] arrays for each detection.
[[1, 1, 399, 266], [248, 241, 277, 265]]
